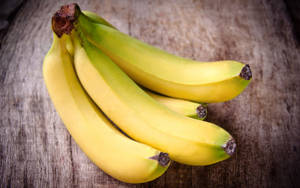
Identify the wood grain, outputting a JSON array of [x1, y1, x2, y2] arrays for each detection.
[[1, 0, 300, 187]]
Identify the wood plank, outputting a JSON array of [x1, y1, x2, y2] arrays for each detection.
[[0, 0, 299, 187]]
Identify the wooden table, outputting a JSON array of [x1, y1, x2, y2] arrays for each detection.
[[1, 0, 299, 187]]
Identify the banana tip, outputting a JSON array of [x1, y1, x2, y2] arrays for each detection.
[[149, 152, 170, 167], [239, 64, 252, 80], [196, 105, 207, 119], [222, 138, 236, 156]]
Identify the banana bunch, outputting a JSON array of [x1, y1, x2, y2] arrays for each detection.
[[43, 3, 252, 183]]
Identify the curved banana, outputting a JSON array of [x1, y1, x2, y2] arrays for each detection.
[[145, 89, 207, 120], [43, 33, 170, 183], [51, 4, 236, 166], [71, 31, 234, 165], [79, 7, 252, 103], [83, 11, 206, 119]]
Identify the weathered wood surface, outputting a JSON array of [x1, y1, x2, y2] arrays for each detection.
[[1, 0, 300, 187]]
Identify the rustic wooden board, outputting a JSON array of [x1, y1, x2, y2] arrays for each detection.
[[1, 0, 300, 187]]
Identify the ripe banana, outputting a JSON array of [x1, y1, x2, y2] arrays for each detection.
[[52, 4, 236, 165], [83, 10, 207, 119], [43, 33, 170, 183], [144, 89, 207, 120], [78, 6, 252, 103]]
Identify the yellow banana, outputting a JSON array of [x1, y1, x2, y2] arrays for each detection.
[[144, 89, 207, 120], [43, 32, 170, 183], [72, 31, 234, 166], [52, 4, 236, 165], [83, 10, 207, 119], [79, 7, 252, 103], [78, 7, 252, 103]]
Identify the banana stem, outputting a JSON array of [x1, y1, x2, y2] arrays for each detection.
[[52, 3, 80, 37]]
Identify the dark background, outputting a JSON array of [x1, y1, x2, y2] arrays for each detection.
[[1, 0, 300, 187]]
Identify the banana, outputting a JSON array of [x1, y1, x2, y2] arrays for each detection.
[[82, 10, 117, 29], [52, 4, 236, 165], [43, 32, 170, 183], [78, 6, 252, 103], [83, 10, 207, 119], [144, 89, 207, 120]]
